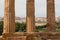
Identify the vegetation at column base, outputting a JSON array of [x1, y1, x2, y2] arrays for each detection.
[[0, 21, 60, 35], [0, 21, 3, 35], [15, 22, 26, 32]]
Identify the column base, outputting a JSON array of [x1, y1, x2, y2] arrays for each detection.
[[2, 33, 14, 40]]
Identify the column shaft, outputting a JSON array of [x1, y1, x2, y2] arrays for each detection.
[[26, 0, 35, 32], [3, 0, 15, 33], [47, 0, 56, 32]]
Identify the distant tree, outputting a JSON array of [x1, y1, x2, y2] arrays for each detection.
[[36, 25, 46, 32], [15, 22, 21, 32], [19, 23, 26, 32], [56, 22, 60, 29], [0, 21, 3, 35], [15, 22, 26, 32]]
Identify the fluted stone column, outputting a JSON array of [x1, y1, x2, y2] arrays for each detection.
[[3, 0, 15, 40], [26, 0, 35, 32], [3, 0, 15, 33], [47, 0, 56, 32]]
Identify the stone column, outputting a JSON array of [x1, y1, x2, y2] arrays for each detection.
[[3, 0, 15, 40], [47, 0, 56, 32], [26, 0, 35, 32], [3, 0, 15, 33]]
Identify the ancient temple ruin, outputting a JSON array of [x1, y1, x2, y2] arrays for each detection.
[[0, 0, 60, 40]]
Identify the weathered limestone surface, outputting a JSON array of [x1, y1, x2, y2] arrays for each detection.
[[47, 0, 56, 32], [0, 36, 2, 40], [26, 0, 35, 32], [26, 0, 35, 40], [47, 0, 56, 40], [3, 0, 15, 40], [6, 36, 26, 40], [3, 0, 15, 33]]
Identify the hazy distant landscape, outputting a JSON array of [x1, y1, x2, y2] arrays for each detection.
[[0, 16, 60, 35], [0, 16, 60, 26]]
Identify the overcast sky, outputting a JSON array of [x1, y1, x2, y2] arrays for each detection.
[[0, 0, 60, 17]]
